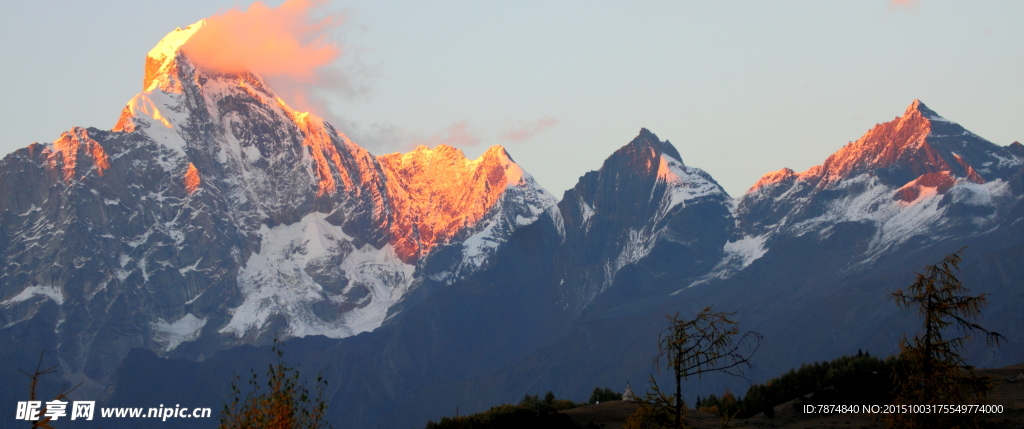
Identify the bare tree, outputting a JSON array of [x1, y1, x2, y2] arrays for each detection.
[[628, 306, 761, 429], [18, 351, 82, 429], [886, 249, 1004, 429]]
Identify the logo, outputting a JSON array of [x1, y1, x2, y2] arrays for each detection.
[[15, 400, 94, 421]]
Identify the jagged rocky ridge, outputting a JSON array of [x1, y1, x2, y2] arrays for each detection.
[[2, 21, 1023, 429], [551, 128, 732, 312], [701, 100, 1024, 282], [98, 101, 1024, 429], [0, 21, 555, 394]]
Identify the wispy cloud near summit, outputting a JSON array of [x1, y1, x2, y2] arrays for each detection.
[[499, 117, 559, 143], [183, 0, 342, 81], [182, 0, 375, 124], [888, 0, 920, 11], [416, 122, 482, 149]]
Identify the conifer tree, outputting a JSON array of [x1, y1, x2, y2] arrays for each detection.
[[886, 249, 1004, 429], [587, 387, 622, 404]]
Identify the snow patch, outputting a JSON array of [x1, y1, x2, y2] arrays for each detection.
[[337, 243, 417, 335], [222, 212, 414, 340], [761, 173, 1014, 263], [179, 258, 203, 275], [723, 235, 769, 270], [615, 228, 658, 273], [579, 199, 595, 226], [655, 155, 723, 212], [548, 205, 566, 240], [2, 286, 65, 307], [460, 219, 501, 271], [152, 313, 207, 351], [677, 234, 770, 293]]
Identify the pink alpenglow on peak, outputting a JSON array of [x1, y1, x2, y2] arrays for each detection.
[[804, 99, 937, 188], [377, 144, 540, 262], [45, 128, 111, 183], [746, 100, 1001, 195], [747, 168, 797, 194]]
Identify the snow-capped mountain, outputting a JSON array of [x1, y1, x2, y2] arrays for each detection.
[[552, 129, 733, 312], [0, 21, 555, 391], [98, 113, 1024, 429], [3, 19, 1024, 429], [717, 100, 1024, 280], [5, 95, 1021, 429]]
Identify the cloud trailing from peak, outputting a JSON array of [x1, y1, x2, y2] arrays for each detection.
[[181, 0, 375, 125], [182, 0, 341, 81]]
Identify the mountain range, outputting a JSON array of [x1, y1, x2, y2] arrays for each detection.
[[2, 22, 1022, 428]]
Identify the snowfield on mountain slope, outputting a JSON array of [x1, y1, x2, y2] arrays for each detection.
[[685, 101, 1024, 289], [784, 174, 1013, 255], [594, 152, 731, 299], [117, 23, 563, 342], [655, 154, 724, 211], [223, 179, 557, 340], [615, 154, 727, 276], [683, 176, 1015, 292], [222, 211, 415, 339]]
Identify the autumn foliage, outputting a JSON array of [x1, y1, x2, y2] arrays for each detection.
[[885, 249, 1004, 429], [219, 340, 330, 429]]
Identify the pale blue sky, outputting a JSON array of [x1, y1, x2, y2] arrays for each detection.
[[1, 1, 1021, 197]]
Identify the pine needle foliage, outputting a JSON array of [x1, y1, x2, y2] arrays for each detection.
[[588, 386, 622, 404], [622, 398, 675, 429], [219, 339, 330, 429], [737, 351, 896, 418], [422, 391, 580, 429], [886, 249, 1005, 429]]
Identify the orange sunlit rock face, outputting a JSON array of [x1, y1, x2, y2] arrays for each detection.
[[185, 163, 201, 194], [115, 12, 528, 266], [48, 128, 110, 182], [810, 100, 939, 188], [747, 168, 796, 193], [746, 100, 987, 195], [279, 98, 354, 196], [895, 171, 956, 202], [113, 106, 136, 133], [951, 153, 986, 184], [378, 145, 515, 262]]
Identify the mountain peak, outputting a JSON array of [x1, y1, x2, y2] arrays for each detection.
[[904, 99, 926, 115], [1007, 141, 1024, 158], [630, 128, 683, 163], [799, 100, 950, 188], [745, 100, 1019, 198], [565, 129, 726, 224], [902, 99, 949, 124], [143, 21, 206, 93], [146, 21, 205, 64], [747, 168, 797, 193], [377, 144, 542, 262]]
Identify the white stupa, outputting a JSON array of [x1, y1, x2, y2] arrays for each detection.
[[622, 382, 635, 401]]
